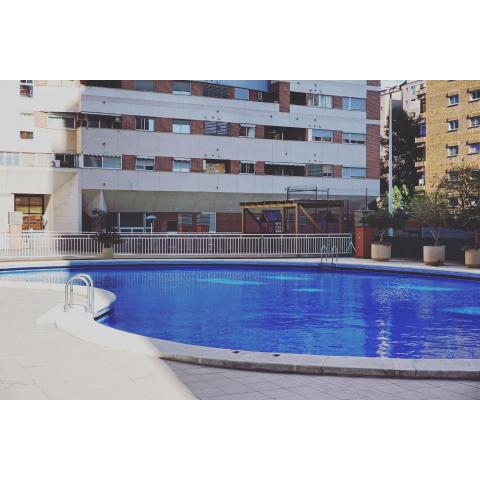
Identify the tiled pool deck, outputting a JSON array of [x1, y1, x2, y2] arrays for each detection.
[[1, 257, 479, 400]]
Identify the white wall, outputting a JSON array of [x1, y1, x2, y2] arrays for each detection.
[[80, 129, 366, 168], [80, 168, 379, 198]]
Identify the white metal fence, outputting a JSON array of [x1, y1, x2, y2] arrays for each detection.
[[0, 232, 353, 259]]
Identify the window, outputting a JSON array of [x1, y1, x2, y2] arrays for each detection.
[[447, 119, 459, 131], [240, 162, 255, 174], [14, 194, 44, 230], [469, 90, 480, 102], [307, 94, 333, 109], [83, 154, 121, 169], [20, 80, 33, 97], [306, 164, 333, 177], [447, 171, 459, 182], [448, 94, 459, 106], [239, 124, 255, 138], [135, 117, 155, 131], [469, 116, 480, 128], [342, 167, 366, 178], [103, 155, 122, 169], [342, 132, 366, 145], [84, 114, 122, 129], [204, 159, 228, 174], [203, 83, 229, 98], [135, 80, 155, 91], [469, 143, 480, 154], [172, 81, 191, 95], [54, 154, 77, 168], [172, 158, 191, 172], [204, 121, 229, 136], [234, 88, 249, 101], [172, 119, 191, 134], [419, 122, 426, 137], [20, 131, 33, 139], [410, 85, 417, 95], [312, 129, 333, 143], [447, 145, 459, 157], [136, 157, 155, 171], [48, 113, 75, 129], [342, 97, 366, 111], [264, 163, 305, 176]]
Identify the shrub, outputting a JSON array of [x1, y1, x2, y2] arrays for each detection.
[[410, 192, 452, 246], [361, 208, 407, 244]]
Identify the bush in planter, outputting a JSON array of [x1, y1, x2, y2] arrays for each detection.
[[456, 206, 480, 267], [361, 208, 407, 260], [410, 192, 453, 265], [91, 209, 122, 254], [361, 208, 407, 244]]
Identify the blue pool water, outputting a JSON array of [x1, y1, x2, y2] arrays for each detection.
[[2, 265, 480, 359]]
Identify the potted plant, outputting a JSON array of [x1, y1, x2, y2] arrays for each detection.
[[91, 208, 122, 259], [361, 208, 407, 261], [438, 166, 480, 268], [457, 206, 480, 268], [410, 192, 452, 266]]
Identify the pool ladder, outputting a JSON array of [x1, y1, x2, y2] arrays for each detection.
[[64, 273, 94, 314], [320, 246, 338, 267]]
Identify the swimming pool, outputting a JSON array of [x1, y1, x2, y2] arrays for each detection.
[[1, 264, 480, 359]]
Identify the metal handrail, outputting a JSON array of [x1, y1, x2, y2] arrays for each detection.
[[320, 245, 328, 264], [331, 246, 338, 266], [64, 273, 94, 314]]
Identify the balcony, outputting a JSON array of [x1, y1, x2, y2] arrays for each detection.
[[0, 151, 79, 169]]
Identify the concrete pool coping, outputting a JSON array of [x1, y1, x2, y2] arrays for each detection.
[[1, 257, 479, 380]]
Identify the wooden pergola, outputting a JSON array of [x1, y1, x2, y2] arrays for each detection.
[[240, 199, 344, 234]]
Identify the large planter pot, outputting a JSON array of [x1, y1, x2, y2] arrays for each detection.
[[101, 247, 114, 259], [465, 248, 480, 268], [371, 243, 391, 261], [423, 245, 445, 266]]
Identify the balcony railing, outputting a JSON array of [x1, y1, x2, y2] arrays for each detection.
[[0, 152, 78, 169], [0, 232, 353, 260]]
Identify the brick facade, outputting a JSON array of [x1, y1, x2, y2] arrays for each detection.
[[155, 81, 172, 94], [191, 82, 203, 96], [191, 158, 204, 172], [191, 120, 203, 135], [230, 123, 240, 137], [424, 80, 480, 190], [122, 155, 136, 170], [121, 80, 135, 90], [366, 124, 380, 179], [121, 115, 136, 130], [366, 90, 380, 120], [216, 213, 242, 232], [367, 80, 381, 87], [272, 81, 290, 112], [229, 160, 240, 174], [333, 96, 343, 109], [255, 161, 265, 175], [155, 156, 172, 171], [155, 117, 172, 132], [333, 130, 343, 143], [255, 125, 265, 139], [333, 165, 342, 178]]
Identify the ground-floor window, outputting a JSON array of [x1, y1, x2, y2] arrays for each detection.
[[14, 194, 44, 230]]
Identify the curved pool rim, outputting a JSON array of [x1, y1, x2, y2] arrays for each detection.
[[1, 258, 480, 379]]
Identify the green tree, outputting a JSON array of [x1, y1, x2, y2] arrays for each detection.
[[381, 109, 419, 195], [410, 192, 453, 246]]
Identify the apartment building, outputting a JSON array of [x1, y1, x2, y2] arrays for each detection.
[[0, 80, 381, 233], [380, 80, 426, 191], [420, 80, 480, 190]]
